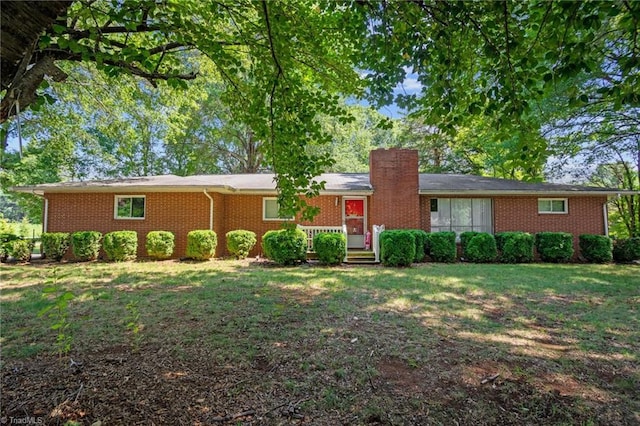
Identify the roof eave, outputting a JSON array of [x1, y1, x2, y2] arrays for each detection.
[[319, 189, 373, 196], [419, 190, 635, 197], [10, 185, 234, 194], [10, 185, 374, 196]]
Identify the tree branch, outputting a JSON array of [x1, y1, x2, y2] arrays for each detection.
[[261, 0, 284, 175], [261, 0, 284, 78], [525, 0, 553, 57], [0, 56, 68, 123]]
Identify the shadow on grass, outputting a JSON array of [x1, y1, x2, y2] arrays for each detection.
[[1, 261, 638, 424]]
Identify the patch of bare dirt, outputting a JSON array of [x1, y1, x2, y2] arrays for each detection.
[[2, 344, 308, 425], [373, 353, 638, 426], [3, 340, 639, 426]]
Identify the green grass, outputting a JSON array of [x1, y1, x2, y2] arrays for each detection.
[[1, 260, 638, 424]]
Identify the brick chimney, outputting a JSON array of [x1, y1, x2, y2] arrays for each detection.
[[369, 148, 420, 229]]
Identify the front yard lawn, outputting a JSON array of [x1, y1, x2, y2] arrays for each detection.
[[1, 260, 638, 425]]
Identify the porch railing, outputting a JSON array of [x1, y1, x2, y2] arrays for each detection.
[[297, 225, 348, 261], [298, 224, 385, 263], [372, 224, 385, 262]]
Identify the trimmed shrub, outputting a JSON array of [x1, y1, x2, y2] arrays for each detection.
[[407, 229, 428, 262], [379, 230, 416, 267], [71, 231, 102, 261], [612, 237, 640, 262], [496, 232, 534, 263], [186, 230, 217, 260], [460, 231, 481, 259], [313, 232, 346, 265], [226, 230, 257, 259], [103, 231, 138, 261], [535, 232, 574, 263], [261, 228, 307, 265], [465, 233, 497, 263], [146, 231, 175, 260], [41, 232, 71, 261], [8, 239, 33, 262], [579, 234, 613, 263], [0, 233, 20, 262], [425, 231, 457, 263]]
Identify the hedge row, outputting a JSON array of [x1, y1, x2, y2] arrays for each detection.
[[5, 227, 640, 266], [377, 230, 639, 266], [19, 229, 258, 263]]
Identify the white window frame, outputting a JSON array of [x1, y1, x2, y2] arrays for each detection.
[[114, 195, 146, 220], [262, 197, 293, 221], [538, 198, 568, 214]]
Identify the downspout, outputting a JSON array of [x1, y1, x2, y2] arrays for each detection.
[[203, 190, 213, 231], [43, 197, 48, 233], [32, 191, 47, 233], [603, 202, 609, 237]]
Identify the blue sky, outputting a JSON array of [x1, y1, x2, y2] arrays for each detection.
[[364, 68, 423, 119]]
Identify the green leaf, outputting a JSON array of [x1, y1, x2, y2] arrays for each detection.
[[68, 39, 84, 54], [37, 305, 54, 317], [467, 103, 481, 114], [39, 35, 52, 49], [61, 291, 75, 301], [52, 24, 66, 34], [44, 94, 56, 105]]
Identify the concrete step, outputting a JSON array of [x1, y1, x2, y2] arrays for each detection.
[[307, 251, 379, 264], [346, 250, 377, 264]]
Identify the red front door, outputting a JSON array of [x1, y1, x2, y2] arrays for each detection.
[[344, 198, 366, 249]]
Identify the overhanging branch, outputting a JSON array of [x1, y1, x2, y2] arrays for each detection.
[[0, 56, 68, 123]]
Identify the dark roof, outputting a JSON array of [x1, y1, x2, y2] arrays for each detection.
[[11, 172, 633, 196], [418, 174, 625, 195], [11, 173, 373, 194]]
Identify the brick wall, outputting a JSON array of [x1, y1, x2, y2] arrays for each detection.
[[217, 194, 346, 257], [369, 148, 420, 229], [46, 192, 210, 259], [419, 194, 609, 254], [45, 173, 609, 260], [494, 195, 608, 252], [420, 196, 432, 231], [45, 192, 348, 259]]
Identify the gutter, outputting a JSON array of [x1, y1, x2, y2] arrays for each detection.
[[43, 198, 48, 234], [418, 190, 635, 197]]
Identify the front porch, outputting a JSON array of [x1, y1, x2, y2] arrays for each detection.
[[297, 224, 385, 264]]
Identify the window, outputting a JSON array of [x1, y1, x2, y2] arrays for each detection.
[[538, 198, 567, 214], [115, 195, 145, 219], [430, 198, 492, 235], [263, 198, 293, 221]]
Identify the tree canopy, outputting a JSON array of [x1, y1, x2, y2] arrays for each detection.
[[1, 0, 638, 222]]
